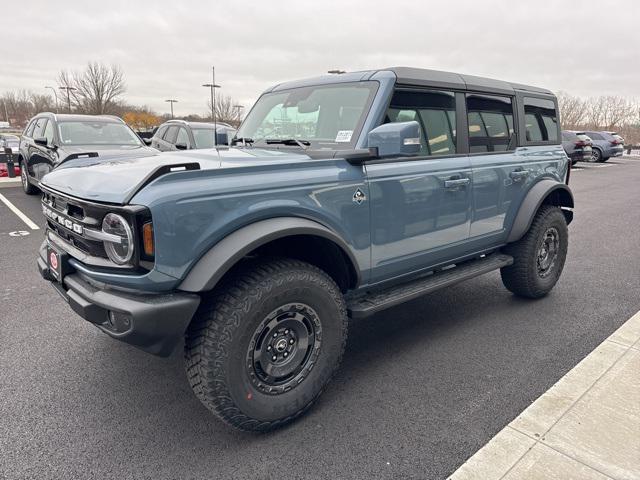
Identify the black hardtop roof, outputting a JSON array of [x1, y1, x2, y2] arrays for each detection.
[[387, 67, 554, 96]]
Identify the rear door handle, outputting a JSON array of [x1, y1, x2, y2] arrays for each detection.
[[444, 177, 470, 189]]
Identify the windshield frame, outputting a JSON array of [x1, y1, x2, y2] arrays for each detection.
[[235, 80, 379, 150], [56, 120, 143, 147]]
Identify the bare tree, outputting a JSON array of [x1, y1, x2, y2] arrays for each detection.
[[58, 62, 126, 115], [1, 90, 36, 126], [207, 94, 244, 127], [557, 91, 588, 130]]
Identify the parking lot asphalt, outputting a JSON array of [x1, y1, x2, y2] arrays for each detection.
[[1, 158, 639, 480]]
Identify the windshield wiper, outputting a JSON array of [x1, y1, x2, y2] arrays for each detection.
[[230, 137, 254, 146], [265, 138, 310, 149]]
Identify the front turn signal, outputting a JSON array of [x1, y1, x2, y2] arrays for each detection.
[[142, 222, 154, 257]]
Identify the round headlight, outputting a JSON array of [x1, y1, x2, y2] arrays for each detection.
[[102, 213, 134, 265]]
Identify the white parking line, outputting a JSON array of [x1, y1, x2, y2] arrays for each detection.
[[0, 193, 40, 230]]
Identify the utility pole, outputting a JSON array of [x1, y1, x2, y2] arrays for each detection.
[[165, 99, 178, 118], [45, 86, 59, 114], [2, 100, 8, 123], [202, 66, 221, 145], [58, 86, 76, 113]]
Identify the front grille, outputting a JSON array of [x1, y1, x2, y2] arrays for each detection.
[[42, 191, 108, 258]]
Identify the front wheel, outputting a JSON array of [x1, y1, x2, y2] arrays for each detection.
[[501, 205, 568, 298], [20, 161, 38, 195], [184, 258, 348, 431]]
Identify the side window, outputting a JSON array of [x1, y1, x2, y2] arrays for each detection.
[[176, 127, 189, 146], [385, 89, 457, 156], [43, 120, 55, 144], [588, 132, 602, 140], [466, 94, 514, 153], [154, 126, 167, 139], [163, 126, 178, 144], [25, 120, 37, 137], [33, 118, 47, 138], [523, 97, 558, 143]]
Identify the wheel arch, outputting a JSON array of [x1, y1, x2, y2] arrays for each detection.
[[507, 180, 574, 243], [178, 217, 361, 293]]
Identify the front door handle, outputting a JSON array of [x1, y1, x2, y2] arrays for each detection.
[[510, 169, 529, 181], [444, 177, 470, 189]]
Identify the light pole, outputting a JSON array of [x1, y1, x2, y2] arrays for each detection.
[[2, 99, 8, 123], [165, 99, 178, 118], [45, 86, 59, 114], [58, 86, 76, 113], [202, 66, 221, 145]]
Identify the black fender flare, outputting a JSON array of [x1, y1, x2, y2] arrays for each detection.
[[178, 217, 361, 292], [507, 180, 574, 243]]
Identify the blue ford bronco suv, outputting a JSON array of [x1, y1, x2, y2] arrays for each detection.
[[37, 67, 573, 431]]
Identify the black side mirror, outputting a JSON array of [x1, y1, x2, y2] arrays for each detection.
[[34, 137, 49, 147], [175, 142, 188, 150]]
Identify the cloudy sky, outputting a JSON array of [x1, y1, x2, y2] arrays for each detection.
[[3, 0, 638, 116]]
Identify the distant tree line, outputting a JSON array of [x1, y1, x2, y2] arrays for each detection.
[[1, 61, 245, 131], [558, 92, 640, 144]]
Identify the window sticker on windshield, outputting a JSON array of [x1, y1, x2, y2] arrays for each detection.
[[335, 130, 353, 142]]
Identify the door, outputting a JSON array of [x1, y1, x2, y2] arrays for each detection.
[[27, 117, 55, 182], [466, 94, 525, 240], [366, 89, 472, 283]]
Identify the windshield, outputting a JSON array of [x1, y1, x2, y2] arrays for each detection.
[[57, 121, 142, 146], [192, 128, 216, 149], [236, 81, 378, 148]]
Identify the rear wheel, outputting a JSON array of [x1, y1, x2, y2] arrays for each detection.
[[184, 258, 348, 431], [20, 161, 38, 195], [501, 205, 568, 298], [590, 148, 602, 163]]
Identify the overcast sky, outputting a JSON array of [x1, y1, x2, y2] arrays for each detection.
[[3, 0, 638, 116]]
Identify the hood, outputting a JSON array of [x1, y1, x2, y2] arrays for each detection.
[[58, 144, 157, 161], [40, 147, 314, 204]]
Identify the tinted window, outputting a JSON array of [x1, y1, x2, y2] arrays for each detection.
[[43, 120, 55, 144], [385, 90, 456, 156], [587, 132, 603, 140], [176, 127, 189, 146], [524, 97, 558, 142], [467, 94, 514, 152], [164, 126, 178, 143]]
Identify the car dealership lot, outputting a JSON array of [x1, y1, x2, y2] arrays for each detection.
[[1, 158, 639, 479]]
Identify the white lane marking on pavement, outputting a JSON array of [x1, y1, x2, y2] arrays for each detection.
[[9, 230, 30, 237], [0, 192, 40, 230]]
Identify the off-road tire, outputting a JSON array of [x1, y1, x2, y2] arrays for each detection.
[[184, 257, 348, 431], [20, 161, 38, 195], [501, 205, 568, 298]]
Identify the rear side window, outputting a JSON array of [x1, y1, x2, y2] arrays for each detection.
[[588, 132, 603, 140], [523, 97, 558, 143], [467, 94, 514, 152], [385, 89, 457, 156]]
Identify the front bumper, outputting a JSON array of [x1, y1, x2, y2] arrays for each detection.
[[38, 243, 200, 357]]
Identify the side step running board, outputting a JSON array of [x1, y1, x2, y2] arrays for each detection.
[[347, 254, 513, 319]]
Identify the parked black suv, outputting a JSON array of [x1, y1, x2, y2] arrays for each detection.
[[561, 130, 593, 165], [149, 119, 236, 151], [19, 113, 155, 195]]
